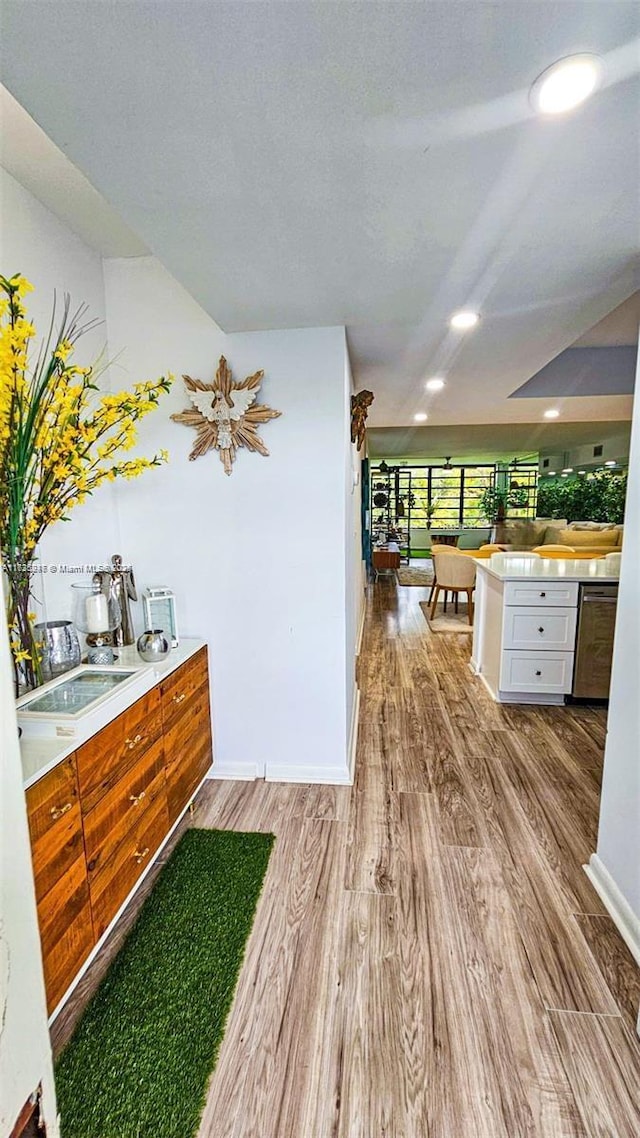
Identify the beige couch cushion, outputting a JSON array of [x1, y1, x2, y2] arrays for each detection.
[[558, 527, 619, 548]]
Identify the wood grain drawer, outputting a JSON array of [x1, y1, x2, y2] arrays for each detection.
[[502, 606, 577, 652], [89, 783, 169, 939], [76, 687, 162, 813], [37, 854, 94, 1014], [165, 711, 213, 824], [160, 647, 209, 732], [83, 736, 166, 880], [26, 755, 84, 905], [503, 581, 579, 608], [500, 650, 574, 694]]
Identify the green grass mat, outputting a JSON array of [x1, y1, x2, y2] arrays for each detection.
[[56, 827, 274, 1138]]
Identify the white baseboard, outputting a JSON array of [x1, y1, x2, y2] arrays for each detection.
[[265, 763, 352, 785], [348, 683, 361, 784], [584, 853, 640, 968], [356, 597, 366, 657], [207, 760, 263, 781]]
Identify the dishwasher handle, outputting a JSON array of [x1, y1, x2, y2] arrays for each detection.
[[581, 594, 617, 604]]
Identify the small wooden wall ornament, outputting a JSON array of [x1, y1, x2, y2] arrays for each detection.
[[171, 356, 282, 475], [351, 389, 374, 450]]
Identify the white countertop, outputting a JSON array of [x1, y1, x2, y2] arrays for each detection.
[[19, 638, 205, 790], [475, 555, 620, 584]]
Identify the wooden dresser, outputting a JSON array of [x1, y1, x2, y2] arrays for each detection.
[[25, 645, 213, 1014]]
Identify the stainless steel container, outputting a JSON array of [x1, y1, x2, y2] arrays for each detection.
[[34, 620, 82, 678], [137, 629, 171, 663]]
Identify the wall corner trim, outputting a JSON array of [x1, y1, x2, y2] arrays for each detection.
[[584, 853, 640, 968]]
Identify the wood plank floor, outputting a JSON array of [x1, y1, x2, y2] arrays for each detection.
[[52, 579, 640, 1137]]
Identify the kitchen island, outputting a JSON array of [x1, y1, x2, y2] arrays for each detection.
[[471, 556, 620, 705]]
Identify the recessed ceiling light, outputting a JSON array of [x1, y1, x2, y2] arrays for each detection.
[[413, 412, 428, 422], [449, 310, 479, 331], [604, 460, 617, 467], [547, 471, 556, 476], [562, 467, 573, 474], [578, 470, 586, 475], [561, 473, 569, 478], [530, 54, 603, 116], [425, 377, 445, 392], [544, 408, 560, 419]]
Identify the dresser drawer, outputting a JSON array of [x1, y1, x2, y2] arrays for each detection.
[[89, 784, 169, 939], [500, 650, 574, 694], [77, 687, 162, 813], [26, 755, 84, 904], [165, 705, 213, 824], [160, 647, 209, 732], [83, 736, 166, 879], [503, 581, 579, 608], [502, 606, 577, 652], [37, 854, 94, 1014]]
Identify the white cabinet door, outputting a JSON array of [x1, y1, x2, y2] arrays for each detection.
[[500, 650, 574, 694], [502, 606, 577, 652], [503, 581, 579, 608]]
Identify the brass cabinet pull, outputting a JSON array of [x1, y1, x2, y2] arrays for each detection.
[[129, 791, 147, 807], [172, 692, 186, 704], [133, 846, 150, 864], [125, 733, 143, 750], [50, 802, 72, 820]]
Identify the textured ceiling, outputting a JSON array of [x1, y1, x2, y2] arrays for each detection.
[[367, 420, 632, 462], [1, 1, 638, 427]]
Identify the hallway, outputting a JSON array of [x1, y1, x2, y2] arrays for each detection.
[[54, 580, 640, 1137]]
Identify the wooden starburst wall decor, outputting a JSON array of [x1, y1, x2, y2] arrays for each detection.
[[171, 356, 282, 475]]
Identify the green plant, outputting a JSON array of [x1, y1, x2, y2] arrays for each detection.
[[480, 484, 529, 524], [536, 469, 627, 524]]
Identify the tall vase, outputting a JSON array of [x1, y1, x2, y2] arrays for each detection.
[[3, 550, 42, 695]]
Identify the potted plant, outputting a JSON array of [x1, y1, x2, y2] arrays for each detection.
[[425, 500, 438, 529], [0, 273, 173, 693]]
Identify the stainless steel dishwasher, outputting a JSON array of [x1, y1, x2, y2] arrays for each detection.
[[572, 583, 619, 699]]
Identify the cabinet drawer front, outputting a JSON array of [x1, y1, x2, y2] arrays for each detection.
[[37, 854, 94, 1013], [83, 737, 166, 879], [165, 710, 213, 824], [26, 755, 84, 903], [90, 784, 169, 939], [503, 581, 579, 608], [160, 647, 209, 730], [500, 650, 574, 694], [502, 606, 577, 652], [77, 688, 162, 812]]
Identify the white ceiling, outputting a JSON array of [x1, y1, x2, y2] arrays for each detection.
[[0, 86, 148, 258], [1, 1, 639, 427], [367, 419, 631, 462]]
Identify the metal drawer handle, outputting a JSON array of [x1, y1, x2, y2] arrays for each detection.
[[129, 791, 147, 807], [125, 734, 143, 750], [50, 802, 72, 820], [535, 670, 542, 677], [538, 627, 544, 634], [133, 846, 150, 864], [172, 692, 186, 704], [540, 591, 546, 597]]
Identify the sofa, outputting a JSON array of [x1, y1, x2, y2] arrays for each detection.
[[493, 518, 623, 555]]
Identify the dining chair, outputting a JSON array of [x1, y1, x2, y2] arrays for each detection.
[[430, 552, 477, 625]]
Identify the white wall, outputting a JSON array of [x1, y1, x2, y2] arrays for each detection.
[[0, 168, 119, 619], [595, 347, 640, 923], [344, 350, 365, 771], [0, 610, 59, 1136], [104, 257, 354, 781]]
